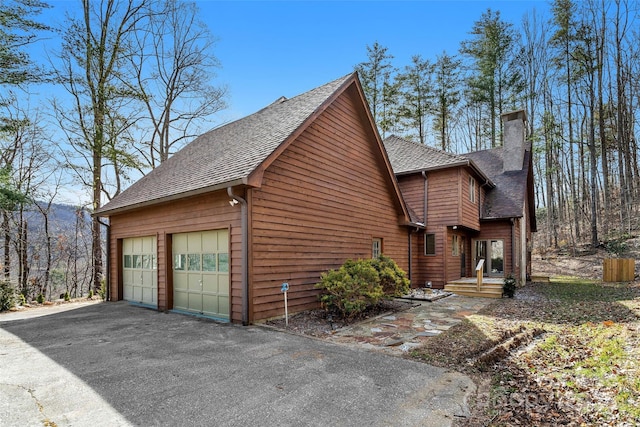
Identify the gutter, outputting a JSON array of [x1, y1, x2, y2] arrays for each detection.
[[227, 186, 249, 325]]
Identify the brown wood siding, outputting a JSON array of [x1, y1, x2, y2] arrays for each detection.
[[250, 89, 407, 320], [460, 169, 481, 230], [397, 174, 425, 222], [410, 226, 447, 288], [108, 191, 243, 322], [425, 169, 459, 225]]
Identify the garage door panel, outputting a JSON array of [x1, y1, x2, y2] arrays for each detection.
[[174, 291, 188, 310], [202, 295, 219, 316], [173, 230, 229, 320], [123, 236, 158, 308], [187, 274, 202, 291]]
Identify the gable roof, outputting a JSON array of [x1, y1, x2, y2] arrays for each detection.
[[382, 135, 469, 174], [97, 74, 355, 215], [383, 135, 493, 186], [97, 73, 410, 225], [384, 134, 535, 225]]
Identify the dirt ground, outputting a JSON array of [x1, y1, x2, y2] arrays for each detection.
[[532, 237, 640, 280]]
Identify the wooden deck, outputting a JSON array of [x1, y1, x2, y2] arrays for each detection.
[[444, 277, 504, 298]]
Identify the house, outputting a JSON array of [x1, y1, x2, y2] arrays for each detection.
[[96, 73, 415, 324], [383, 110, 536, 296]]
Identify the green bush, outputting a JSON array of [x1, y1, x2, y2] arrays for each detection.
[[98, 279, 107, 301], [0, 281, 15, 311], [371, 255, 410, 297], [316, 256, 409, 319], [64, 291, 70, 302], [36, 293, 45, 304], [503, 274, 517, 298]]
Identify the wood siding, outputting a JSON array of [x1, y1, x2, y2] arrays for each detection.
[[398, 167, 483, 288], [250, 86, 408, 320], [108, 192, 243, 322]]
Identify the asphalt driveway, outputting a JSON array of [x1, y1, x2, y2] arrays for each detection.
[[0, 302, 474, 426]]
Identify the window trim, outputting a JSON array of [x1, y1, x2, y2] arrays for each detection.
[[469, 176, 476, 203], [372, 238, 383, 259], [424, 233, 436, 256], [452, 234, 460, 257]]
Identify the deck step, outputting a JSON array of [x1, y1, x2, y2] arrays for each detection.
[[444, 282, 503, 299]]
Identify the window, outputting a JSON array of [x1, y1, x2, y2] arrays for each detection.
[[372, 238, 382, 259], [452, 235, 460, 256], [469, 176, 476, 203], [424, 233, 436, 255]]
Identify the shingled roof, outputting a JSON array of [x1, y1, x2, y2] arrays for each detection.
[[382, 135, 469, 174], [97, 74, 354, 215], [465, 145, 534, 222], [383, 134, 534, 223]]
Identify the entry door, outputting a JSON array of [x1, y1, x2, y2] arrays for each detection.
[[474, 240, 504, 276], [123, 236, 158, 307], [173, 230, 230, 320]]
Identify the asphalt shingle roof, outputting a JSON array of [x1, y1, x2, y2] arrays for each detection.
[[97, 74, 354, 214], [384, 135, 532, 220], [465, 146, 531, 219], [382, 135, 469, 174]]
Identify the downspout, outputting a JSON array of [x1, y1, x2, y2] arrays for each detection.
[[408, 230, 412, 283], [421, 171, 428, 227], [227, 186, 249, 326], [96, 217, 110, 302], [511, 218, 516, 280]]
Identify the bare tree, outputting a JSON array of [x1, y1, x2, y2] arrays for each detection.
[[54, 0, 148, 293], [131, 0, 227, 167]]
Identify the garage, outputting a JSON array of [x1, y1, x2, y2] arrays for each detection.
[[122, 236, 157, 307], [173, 230, 230, 321]]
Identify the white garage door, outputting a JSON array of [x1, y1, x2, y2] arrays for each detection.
[[123, 236, 157, 307], [173, 230, 230, 321]]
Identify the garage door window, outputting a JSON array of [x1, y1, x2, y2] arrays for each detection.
[[174, 253, 229, 273]]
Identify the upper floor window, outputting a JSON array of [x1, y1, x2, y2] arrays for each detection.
[[372, 238, 382, 259], [469, 176, 476, 203]]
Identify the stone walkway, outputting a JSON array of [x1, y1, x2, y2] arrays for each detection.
[[326, 294, 495, 355]]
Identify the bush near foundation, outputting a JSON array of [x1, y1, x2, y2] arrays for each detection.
[[316, 255, 409, 319]]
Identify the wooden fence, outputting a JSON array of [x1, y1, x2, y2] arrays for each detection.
[[603, 258, 636, 282]]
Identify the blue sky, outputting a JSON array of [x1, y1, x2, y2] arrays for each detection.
[[203, 1, 550, 121], [34, 0, 550, 204]]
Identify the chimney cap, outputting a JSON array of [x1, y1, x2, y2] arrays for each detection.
[[501, 109, 527, 124]]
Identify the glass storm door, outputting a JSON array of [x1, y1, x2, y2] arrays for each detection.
[[474, 240, 504, 277]]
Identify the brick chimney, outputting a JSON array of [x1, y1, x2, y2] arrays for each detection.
[[502, 110, 527, 172]]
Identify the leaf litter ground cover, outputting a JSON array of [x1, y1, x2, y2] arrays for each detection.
[[411, 281, 640, 426]]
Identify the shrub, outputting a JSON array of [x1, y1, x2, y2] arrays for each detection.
[[371, 255, 410, 297], [316, 256, 410, 319], [64, 291, 70, 302], [98, 279, 107, 301], [88, 289, 94, 299], [36, 293, 45, 304], [0, 281, 15, 311], [503, 274, 517, 298]]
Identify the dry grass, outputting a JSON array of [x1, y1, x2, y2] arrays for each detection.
[[410, 281, 640, 426]]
